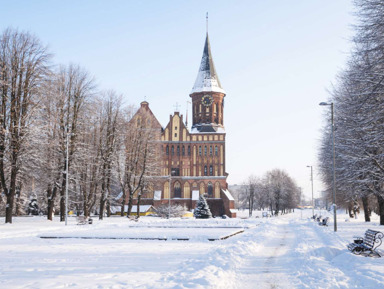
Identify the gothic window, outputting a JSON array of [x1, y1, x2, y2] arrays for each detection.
[[166, 145, 169, 155], [182, 146, 185, 156], [171, 146, 174, 155], [204, 146, 207, 156], [209, 146, 212, 156], [215, 146, 218, 156], [188, 145, 191, 155], [174, 182, 181, 198], [199, 146, 202, 156], [207, 182, 213, 198], [204, 166, 207, 176], [209, 165, 213, 176], [174, 133, 177, 137], [177, 146, 180, 155]]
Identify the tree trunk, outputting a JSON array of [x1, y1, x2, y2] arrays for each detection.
[[5, 169, 17, 223], [99, 194, 105, 220], [127, 192, 134, 217], [106, 199, 111, 217], [47, 186, 57, 221], [5, 192, 14, 223], [120, 189, 126, 217], [136, 192, 142, 219], [378, 194, 384, 226]]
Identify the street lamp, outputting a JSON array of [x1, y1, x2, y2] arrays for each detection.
[[65, 126, 70, 226], [307, 165, 314, 218], [319, 102, 337, 232], [168, 169, 175, 219]]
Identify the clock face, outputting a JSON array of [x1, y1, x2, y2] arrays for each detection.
[[202, 95, 213, 107]]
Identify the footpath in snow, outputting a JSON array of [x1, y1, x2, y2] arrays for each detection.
[[0, 210, 383, 289]]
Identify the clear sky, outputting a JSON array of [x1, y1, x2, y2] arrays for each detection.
[[0, 0, 355, 199]]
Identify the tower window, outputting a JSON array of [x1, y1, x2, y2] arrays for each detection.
[[210, 146, 212, 156], [209, 165, 213, 176], [177, 146, 180, 156], [199, 146, 202, 156], [182, 146, 185, 156], [188, 146, 191, 156], [204, 166, 207, 176], [174, 133, 177, 137], [215, 146, 218, 156], [171, 146, 174, 155], [166, 145, 169, 155], [204, 146, 207, 156]]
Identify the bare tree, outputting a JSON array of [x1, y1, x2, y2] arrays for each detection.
[[0, 28, 51, 223]]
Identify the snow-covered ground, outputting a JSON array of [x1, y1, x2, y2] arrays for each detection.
[[0, 209, 383, 289]]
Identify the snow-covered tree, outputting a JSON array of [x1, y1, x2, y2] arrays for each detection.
[[194, 195, 212, 219], [0, 28, 51, 223]]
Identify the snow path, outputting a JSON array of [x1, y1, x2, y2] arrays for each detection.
[[234, 219, 297, 289], [1, 212, 383, 288]]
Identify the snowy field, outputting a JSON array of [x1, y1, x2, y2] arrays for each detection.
[[0, 210, 383, 289]]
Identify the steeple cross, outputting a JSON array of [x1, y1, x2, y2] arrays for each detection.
[[174, 102, 180, 112]]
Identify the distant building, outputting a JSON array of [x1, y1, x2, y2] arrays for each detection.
[[128, 32, 236, 217]]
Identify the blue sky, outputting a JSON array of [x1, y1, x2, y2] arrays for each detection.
[[0, 0, 355, 199]]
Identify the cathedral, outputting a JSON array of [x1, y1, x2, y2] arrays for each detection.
[[130, 32, 236, 217]]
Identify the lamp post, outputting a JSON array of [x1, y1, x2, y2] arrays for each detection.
[[319, 102, 337, 232], [307, 165, 314, 218], [168, 169, 175, 219], [65, 126, 70, 226]]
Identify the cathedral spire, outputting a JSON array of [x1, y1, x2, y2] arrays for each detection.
[[190, 32, 225, 94]]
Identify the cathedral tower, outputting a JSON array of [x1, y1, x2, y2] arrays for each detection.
[[190, 34, 226, 132]]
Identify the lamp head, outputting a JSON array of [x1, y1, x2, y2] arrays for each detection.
[[319, 102, 332, 106]]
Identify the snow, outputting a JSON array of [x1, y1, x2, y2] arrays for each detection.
[[222, 189, 235, 201], [191, 70, 226, 94], [0, 210, 383, 288], [190, 126, 226, 134]]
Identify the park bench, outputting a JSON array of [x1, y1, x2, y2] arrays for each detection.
[[262, 212, 271, 218], [318, 217, 329, 226], [316, 215, 322, 222], [312, 214, 318, 220], [128, 215, 138, 222], [347, 229, 383, 257], [77, 216, 93, 225]]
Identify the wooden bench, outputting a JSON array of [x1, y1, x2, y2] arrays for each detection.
[[318, 217, 329, 226], [77, 216, 93, 225], [348, 229, 383, 257]]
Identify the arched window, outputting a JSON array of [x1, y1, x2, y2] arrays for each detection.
[[209, 146, 212, 156], [174, 182, 181, 198], [171, 146, 174, 155], [207, 182, 213, 198], [204, 166, 207, 176], [182, 146, 185, 155], [166, 145, 169, 155], [204, 146, 207, 156], [215, 146, 218, 156], [177, 145, 180, 156], [209, 165, 213, 176], [188, 146, 191, 155], [199, 146, 202, 156]]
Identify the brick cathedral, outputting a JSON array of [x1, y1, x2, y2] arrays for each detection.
[[130, 32, 236, 217]]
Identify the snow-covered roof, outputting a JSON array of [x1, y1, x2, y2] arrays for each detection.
[[222, 189, 235, 201], [191, 34, 225, 94], [110, 205, 153, 214], [190, 125, 225, 134]]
